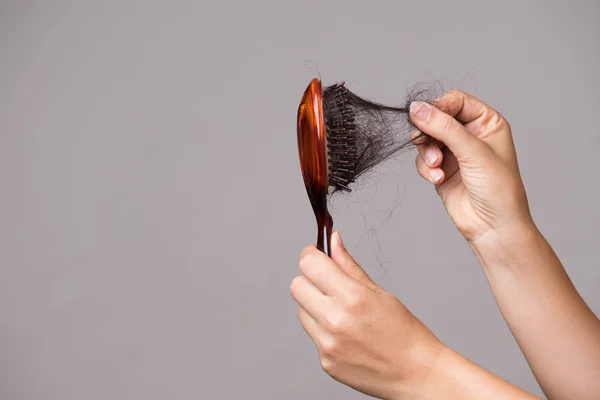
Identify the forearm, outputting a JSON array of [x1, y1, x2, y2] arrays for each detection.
[[399, 346, 539, 400], [470, 221, 600, 399]]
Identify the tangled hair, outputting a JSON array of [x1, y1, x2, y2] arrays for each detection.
[[322, 82, 436, 193]]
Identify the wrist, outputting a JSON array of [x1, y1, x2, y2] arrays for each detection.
[[388, 341, 447, 400], [410, 346, 463, 399], [393, 346, 472, 400], [468, 217, 542, 274], [399, 346, 539, 400]]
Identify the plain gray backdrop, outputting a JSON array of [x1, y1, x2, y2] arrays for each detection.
[[1, 1, 599, 399]]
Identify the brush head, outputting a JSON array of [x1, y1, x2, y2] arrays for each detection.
[[322, 82, 358, 192], [296, 79, 365, 194], [298, 77, 427, 197]]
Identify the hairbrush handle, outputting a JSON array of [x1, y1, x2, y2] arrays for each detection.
[[316, 211, 333, 257]]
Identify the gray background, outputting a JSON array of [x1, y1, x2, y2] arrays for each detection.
[[1, 0, 598, 399]]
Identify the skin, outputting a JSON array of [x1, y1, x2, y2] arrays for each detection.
[[290, 90, 600, 399]]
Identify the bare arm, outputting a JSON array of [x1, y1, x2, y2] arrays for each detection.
[[471, 222, 600, 400], [411, 91, 600, 399]]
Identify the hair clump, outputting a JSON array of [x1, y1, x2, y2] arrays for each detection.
[[322, 82, 435, 193]]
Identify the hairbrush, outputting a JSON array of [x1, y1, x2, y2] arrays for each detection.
[[296, 78, 430, 256]]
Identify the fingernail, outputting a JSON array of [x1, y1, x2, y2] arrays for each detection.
[[429, 169, 442, 183], [425, 148, 438, 165], [410, 101, 431, 122]]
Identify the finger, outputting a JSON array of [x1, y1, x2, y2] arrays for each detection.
[[330, 231, 379, 291], [416, 153, 445, 185], [298, 245, 355, 296], [410, 130, 429, 146], [297, 306, 322, 340], [433, 89, 491, 126], [410, 101, 486, 161], [433, 90, 515, 161], [434, 147, 463, 198], [438, 146, 459, 183], [290, 275, 327, 321], [417, 140, 443, 168], [411, 130, 445, 149]]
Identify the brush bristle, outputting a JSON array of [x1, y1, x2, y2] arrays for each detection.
[[322, 82, 358, 192]]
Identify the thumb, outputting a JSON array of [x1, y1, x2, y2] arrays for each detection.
[[409, 101, 485, 162], [330, 231, 378, 291]]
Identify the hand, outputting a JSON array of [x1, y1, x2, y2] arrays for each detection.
[[289, 231, 443, 399], [411, 92, 600, 400], [410, 91, 534, 243]]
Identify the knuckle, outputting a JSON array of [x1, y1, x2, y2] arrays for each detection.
[[438, 89, 464, 109], [446, 89, 465, 99], [442, 89, 465, 101], [299, 245, 316, 264], [345, 288, 368, 311], [325, 311, 349, 334], [319, 356, 335, 374], [415, 155, 427, 177], [501, 113, 512, 131], [483, 110, 505, 131], [289, 275, 304, 295], [320, 336, 339, 358], [447, 89, 464, 95], [298, 251, 315, 273], [345, 293, 363, 310], [415, 153, 422, 168]]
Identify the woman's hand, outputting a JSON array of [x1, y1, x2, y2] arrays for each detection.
[[412, 91, 600, 400], [290, 232, 541, 399], [410, 91, 534, 243], [290, 232, 443, 399]]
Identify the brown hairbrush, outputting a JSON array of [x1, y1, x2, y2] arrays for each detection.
[[296, 78, 430, 256]]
